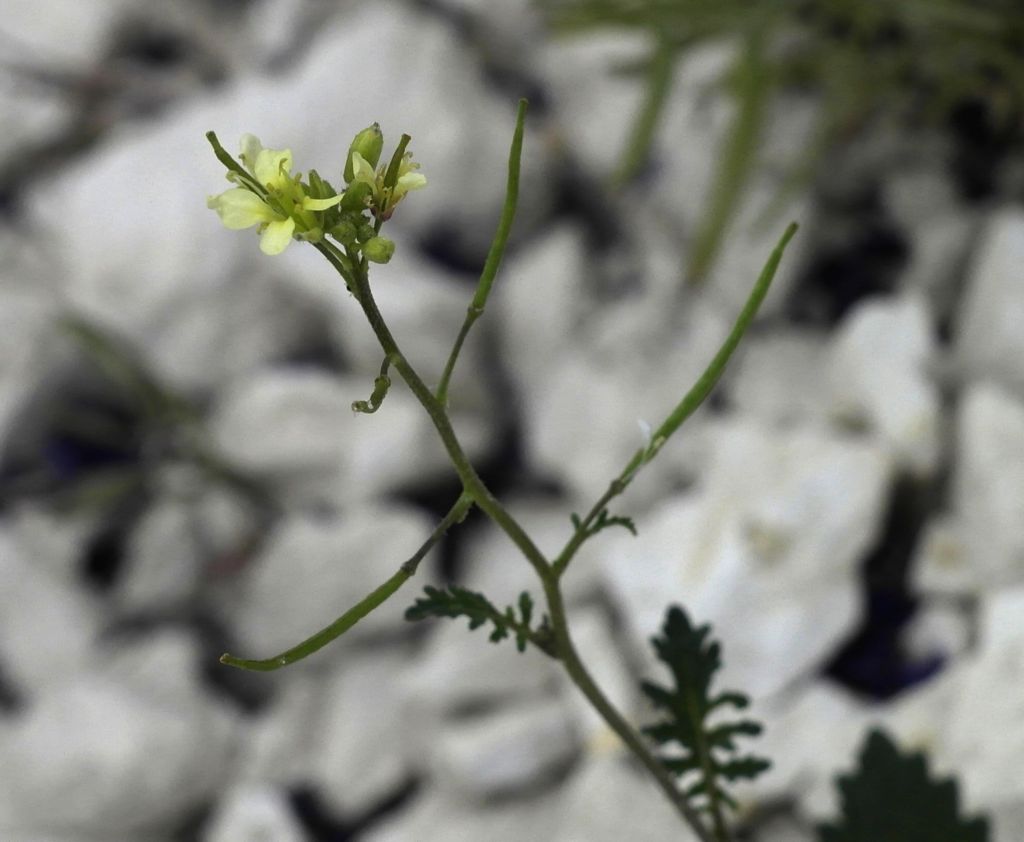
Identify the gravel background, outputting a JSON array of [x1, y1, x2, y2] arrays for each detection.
[[2, 1, 1024, 840]]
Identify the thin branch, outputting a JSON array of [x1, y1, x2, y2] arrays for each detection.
[[220, 492, 473, 671], [436, 99, 527, 406]]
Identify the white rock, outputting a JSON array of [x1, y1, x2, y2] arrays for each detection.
[[402, 619, 562, 715], [209, 368, 350, 507], [6, 503, 94, 583], [901, 600, 973, 665], [0, 674, 234, 836], [956, 207, 1024, 394], [431, 696, 580, 800], [828, 294, 941, 476], [3, 0, 134, 63], [601, 420, 892, 698], [118, 495, 205, 612], [539, 31, 652, 176], [900, 211, 980, 312], [360, 786, 562, 842], [728, 328, 831, 429], [911, 515, 976, 595], [526, 294, 736, 504], [943, 587, 1024, 818], [231, 673, 325, 788], [553, 755, 698, 842], [209, 367, 458, 508], [312, 651, 418, 816], [202, 785, 308, 842], [458, 495, 606, 610], [230, 504, 433, 662], [559, 606, 639, 752], [0, 232, 65, 444], [749, 683, 871, 820], [0, 528, 101, 695], [952, 381, 1024, 589], [753, 816, 815, 842]]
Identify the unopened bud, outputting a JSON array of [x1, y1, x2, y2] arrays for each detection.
[[364, 236, 395, 264], [345, 124, 384, 183]]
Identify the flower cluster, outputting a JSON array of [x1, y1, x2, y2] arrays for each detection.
[[206, 126, 426, 258]]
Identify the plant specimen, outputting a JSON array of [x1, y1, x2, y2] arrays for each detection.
[[206, 101, 984, 841]]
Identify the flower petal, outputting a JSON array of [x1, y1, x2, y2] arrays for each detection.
[[239, 134, 263, 172], [208, 188, 276, 229], [349, 151, 378, 187], [259, 216, 296, 255], [393, 172, 427, 200], [253, 146, 294, 189], [302, 193, 345, 211]]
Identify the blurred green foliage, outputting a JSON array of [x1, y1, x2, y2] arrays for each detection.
[[541, 0, 1024, 280]]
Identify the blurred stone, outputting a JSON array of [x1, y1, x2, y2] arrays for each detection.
[[0, 528, 101, 696], [539, 31, 652, 176], [901, 600, 973, 665], [911, 515, 974, 595], [209, 368, 350, 508], [231, 672, 324, 788], [4, 0, 134, 63], [0, 673, 234, 836], [828, 294, 941, 476], [360, 786, 562, 842], [748, 683, 871, 820], [209, 367, 460, 509], [202, 784, 308, 842], [728, 328, 831, 429], [957, 207, 1024, 395], [944, 587, 1024, 821], [431, 696, 580, 800], [118, 495, 205, 612], [559, 606, 639, 751], [459, 495, 606, 610], [401, 620, 561, 716], [230, 504, 433, 661], [553, 755, 697, 842], [953, 382, 1024, 590], [601, 419, 892, 698], [312, 651, 418, 816]]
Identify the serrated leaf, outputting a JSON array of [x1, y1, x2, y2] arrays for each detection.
[[817, 729, 989, 842], [641, 605, 769, 822], [405, 585, 548, 656]]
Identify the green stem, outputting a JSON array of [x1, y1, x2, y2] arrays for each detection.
[[553, 223, 797, 578], [688, 689, 732, 842], [612, 32, 675, 187], [540, 576, 716, 842], [220, 492, 473, 671], [685, 27, 772, 285], [436, 99, 527, 407], [349, 264, 551, 582]]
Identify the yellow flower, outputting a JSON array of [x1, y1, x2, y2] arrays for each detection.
[[349, 149, 427, 220], [208, 135, 343, 255]]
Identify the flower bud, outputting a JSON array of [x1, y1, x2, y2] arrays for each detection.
[[364, 236, 395, 264], [345, 124, 384, 183], [330, 218, 358, 246]]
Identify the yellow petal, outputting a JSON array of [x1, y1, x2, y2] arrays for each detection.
[[253, 146, 294, 189], [208, 188, 276, 229], [349, 151, 378, 187], [239, 134, 263, 172], [393, 172, 427, 200], [259, 216, 296, 254], [302, 193, 345, 211]]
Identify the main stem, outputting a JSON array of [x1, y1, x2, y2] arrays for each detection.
[[347, 260, 549, 581], [348, 258, 712, 841], [541, 576, 716, 842]]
